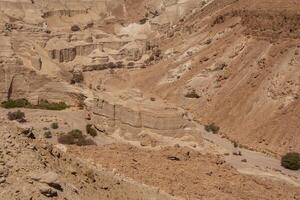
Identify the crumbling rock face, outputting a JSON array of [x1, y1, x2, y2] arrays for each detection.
[[88, 96, 195, 136], [240, 10, 300, 39], [43, 9, 88, 18]]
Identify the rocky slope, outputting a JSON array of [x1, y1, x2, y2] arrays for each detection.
[[122, 0, 300, 155]]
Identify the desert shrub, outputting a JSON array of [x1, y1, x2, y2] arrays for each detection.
[[139, 18, 147, 24], [44, 131, 52, 139], [281, 152, 300, 170], [1, 98, 68, 111], [70, 71, 84, 84], [38, 99, 68, 110], [85, 169, 96, 183], [204, 123, 220, 134], [184, 90, 200, 99], [51, 122, 59, 129], [7, 110, 26, 122], [71, 25, 80, 32], [58, 129, 95, 146], [233, 141, 239, 148], [1, 98, 30, 108], [86, 124, 97, 137]]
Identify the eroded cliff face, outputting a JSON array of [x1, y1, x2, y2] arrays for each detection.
[[116, 0, 300, 156], [0, 0, 299, 155], [86, 93, 197, 139]]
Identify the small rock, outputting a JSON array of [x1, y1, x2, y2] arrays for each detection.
[[0, 177, 6, 184], [0, 166, 9, 177], [167, 156, 180, 161], [232, 149, 242, 156], [32, 172, 63, 191], [241, 159, 247, 163], [206, 171, 213, 176], [39, 184, 58, 197], [216, 159, 225, 165]]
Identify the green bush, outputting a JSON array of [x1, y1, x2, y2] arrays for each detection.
[[204, 123, 220, 134], [281, 152, 300, 170], [37, 99, 68, 110], [44, 131, 52, 139], [1, 99, 30, 108], [58, 129, 95, 146], [86, 124, 97, 137], [51, 122, 59, 129], [1, 98, 68, 111], [7, 110, 26, 122]]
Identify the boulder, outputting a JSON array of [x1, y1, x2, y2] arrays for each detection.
[[39, 184, 58, 197], [232, 149, 242, 156], [32, 172, 63, 191]]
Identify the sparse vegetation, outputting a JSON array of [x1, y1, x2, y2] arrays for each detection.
[[1, 98, 30, 108], [58, 129, 95, 146], [184, 90, 200, 99], [281, 152, 300, 170], [37, 99, 68, 110], [7, 110, 26, 122], [51, 122, 59, 129], [233, 141, 239, 148], [1, 98, 68, 110], [71, 25, 80, 32], [139, 18, 147, 24], [204, 123, 220, 134], [44, 131, 52, 139], [86, 124, 97, 137]]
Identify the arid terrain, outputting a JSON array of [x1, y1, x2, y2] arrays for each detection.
[[0, 0, 299, 199]]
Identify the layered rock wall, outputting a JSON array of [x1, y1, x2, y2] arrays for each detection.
[[43, 9, 88, 18], [89, 98, 193, 133]]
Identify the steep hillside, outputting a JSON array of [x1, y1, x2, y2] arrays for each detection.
[[123, 0, 300, 155]]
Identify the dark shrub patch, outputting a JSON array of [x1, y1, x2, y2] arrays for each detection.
[[86, 124, 97, 137], [44, 131, 52, 139], [51, 122, 59, 129], [233, 141, 239, 148], [58, 129, 95, 146], [1, 98, 68, 110], [71, 25, 80, 32], [1, 98, 30, 108], [184, 90, 200, 99], [281, 152, 300, 170], [139, 18, 147, 24], [204, 123, 220, 134], [7, 110, 26, 122], [37, 99, 68, 110]]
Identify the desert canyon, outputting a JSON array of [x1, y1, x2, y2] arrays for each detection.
[[0, 0, 299, 199]]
